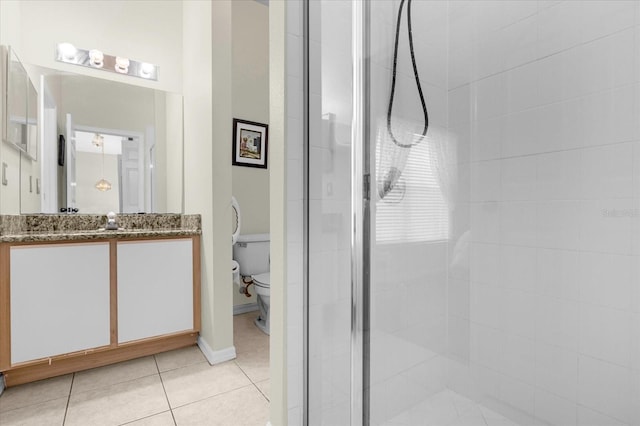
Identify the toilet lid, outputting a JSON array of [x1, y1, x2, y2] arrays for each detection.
[[252, 272, 270, 287]]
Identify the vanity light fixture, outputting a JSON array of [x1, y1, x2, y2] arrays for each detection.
[[55, 43, 158, 81]]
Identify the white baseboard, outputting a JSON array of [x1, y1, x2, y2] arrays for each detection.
[[234, 303, 259, 315], [197, 336, 237, 365]]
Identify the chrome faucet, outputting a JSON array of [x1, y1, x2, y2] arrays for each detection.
[[105, 211, 118, 230]]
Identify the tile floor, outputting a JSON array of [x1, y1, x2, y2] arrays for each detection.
[[0, 312, 270, 426]]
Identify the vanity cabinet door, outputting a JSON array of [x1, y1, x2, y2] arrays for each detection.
[[117, 238, 194, 343], [10, 242, 111, 364]]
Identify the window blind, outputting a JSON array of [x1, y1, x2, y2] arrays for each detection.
[[375, 139, 449, 243]]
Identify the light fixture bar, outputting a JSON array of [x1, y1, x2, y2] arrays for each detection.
[[55, 42, 158, 81]]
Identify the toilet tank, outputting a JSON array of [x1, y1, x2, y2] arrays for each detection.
[[233, 233, 270, 276]]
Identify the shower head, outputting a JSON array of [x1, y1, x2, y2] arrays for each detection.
[[378, 166, 403, 200]]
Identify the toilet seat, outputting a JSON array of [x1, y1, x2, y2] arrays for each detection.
[[252, 272, 270, 288]]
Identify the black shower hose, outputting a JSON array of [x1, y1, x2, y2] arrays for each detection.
[[386, 0, 429, 148]]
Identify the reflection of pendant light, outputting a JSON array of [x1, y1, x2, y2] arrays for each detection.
[[94, 133, 112, 191]]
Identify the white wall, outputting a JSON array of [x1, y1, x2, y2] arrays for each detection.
[[165, 92, 183, 214], [270, 1, 289, 424], [59, 75, 156, 135], [183, 0, 234, 359], [17, 0, 183, 93], [231, 0, 270, 308]]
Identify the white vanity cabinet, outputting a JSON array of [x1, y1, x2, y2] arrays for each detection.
[[9, 242, 111, 364], [0, 234, 200, 387], [117, 239, 194, 343]]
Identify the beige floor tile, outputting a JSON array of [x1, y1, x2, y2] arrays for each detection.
[[234, 335, 269, 355], [72, 356, 158, 394], [233, 316, 269, 355], [124, 411, 176, 426], [172, 384, 269, 426], [233, 312, 258, 328], [155, 345, 206, 373], [235, 349, 269, 383], [0, 374, 72, 412], [65, 374, 168, 426], [0, 397, 67, 426], [255, 379, 270, 401], [161, 361, 251, 409]]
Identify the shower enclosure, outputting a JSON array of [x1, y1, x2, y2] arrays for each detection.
[[305, 1, 640, 425]]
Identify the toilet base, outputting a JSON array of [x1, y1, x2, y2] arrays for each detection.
[[254, 315, 269, 335], [254, 294, 270, 335]]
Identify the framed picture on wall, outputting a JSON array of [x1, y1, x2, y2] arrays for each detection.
[[232, 118, 268, 169]]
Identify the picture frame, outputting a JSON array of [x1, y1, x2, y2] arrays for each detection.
[[232, 118, 268, 169]]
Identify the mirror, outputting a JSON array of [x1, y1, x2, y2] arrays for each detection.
[[18, 66, 183, 214], [5, 47, 37, 159]]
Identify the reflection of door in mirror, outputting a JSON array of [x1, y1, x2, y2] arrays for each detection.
[[120, 138, 144, 213], [41, 77, 59, 213], [65, 114, 76, 211], [72, 130, 144, 214]]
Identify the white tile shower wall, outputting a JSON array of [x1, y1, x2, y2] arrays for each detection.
[[286, 1, 304, 425], [447, 1, 640, 426]]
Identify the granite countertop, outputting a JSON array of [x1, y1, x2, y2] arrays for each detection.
[[0, 214, 201, 243]]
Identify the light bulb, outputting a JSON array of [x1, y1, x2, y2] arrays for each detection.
[[139, 62, 155, 78], [92, 133, 104, 147], [89, 49, 104, 68], [57, 43, 78, 62], [115, 56, 130, 74]]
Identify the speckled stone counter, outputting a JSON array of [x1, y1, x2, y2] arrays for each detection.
[[0, 214, 201, 243]]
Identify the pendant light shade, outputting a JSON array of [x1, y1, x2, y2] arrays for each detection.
[[94, 133, 112, 191], [95, 178, 112, 192]]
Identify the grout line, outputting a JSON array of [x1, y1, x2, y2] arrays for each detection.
[[118, 410, 174, 426], [62, 373, 75, 425], [154, 356, 178, 426], [233, 316, 270, 403], [168, 383, 256, 411], [253, 381, 270, 403], [67, 371, 162, 397], [234, 358, 256, 384]]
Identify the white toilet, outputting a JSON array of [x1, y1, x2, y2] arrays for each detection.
[[233, 233, 271, 335]]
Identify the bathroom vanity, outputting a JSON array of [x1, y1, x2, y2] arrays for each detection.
[[0, 214, 201, 387]]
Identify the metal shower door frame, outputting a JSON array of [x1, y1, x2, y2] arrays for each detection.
[[302, 1, 371, 425]]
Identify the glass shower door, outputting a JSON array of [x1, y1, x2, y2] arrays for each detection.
[[307, 1, 640, 426], [307, 1, 354, 424], [368, 1, 451, 424], [367, 1, 640, 426]]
